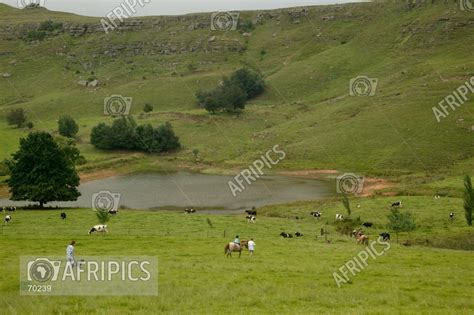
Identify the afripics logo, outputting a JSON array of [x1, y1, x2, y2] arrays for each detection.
[[211, 11, 240, 31], [17, 0, 45, 9], [336, 173, 365, 195], [349, 76, 378, 97], [92, 191, 121, 213], [104, 95, 133, 116], [27, 258, 61, 282], [460, 0, 474, 11], [21, 256, 158, 296]]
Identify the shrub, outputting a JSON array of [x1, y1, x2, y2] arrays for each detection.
[[463, 175, 474, 226], [58, 116, 79, 138], [6, 108, 26, 128], [143, 103, 153, 113], [26, 122, 34, 129], [38, 20, 63, 32], [196, 68, 263, 114]]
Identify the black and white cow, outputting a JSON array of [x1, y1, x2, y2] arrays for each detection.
[[9, 206, 16, 212], [108, 209, 118, 215], [449, 212, 455, 221], [391, 201, 402, 208], [379, 232, 390, 241], [4, 215, 11, 224], [295, 232, 303, 237], [280, 232, 293, 238], [310, 211, 322, 219], [245, 208, 257, 216], [362, 222, 373, 228], [434, 195, 441, 200], [246, 215, 256, 224], [184, 208, 196, 214], [335, 214, 344, 221], [88, 224, 108, 234], [60, 212, 67, 220]]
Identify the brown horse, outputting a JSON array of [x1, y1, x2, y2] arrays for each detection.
[[225, 240, 248, 258], [353, 229, 369, 245]]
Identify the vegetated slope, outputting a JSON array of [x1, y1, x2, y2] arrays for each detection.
[[0, 1, 473, 175]]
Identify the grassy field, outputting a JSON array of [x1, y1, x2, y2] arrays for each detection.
[[0, 196, 473, 314]]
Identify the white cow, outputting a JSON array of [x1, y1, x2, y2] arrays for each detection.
[[4, 215, 11, 224], [246, 215, 256, 224], [335, 214, 344, 221], [88, 224, 108, 234]]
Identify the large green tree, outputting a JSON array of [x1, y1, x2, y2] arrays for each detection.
[[8, 132, 81, 207]]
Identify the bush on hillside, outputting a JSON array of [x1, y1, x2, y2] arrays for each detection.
[[90, 116, 180, 153], [58, 115, 79, 138], [196, 68, 264, 114], [38, 20, 63, 32], [6, 108, 27, 128], [143, 103, 153, 113]]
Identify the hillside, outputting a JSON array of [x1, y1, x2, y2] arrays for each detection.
[[0, 1, 473, 182]]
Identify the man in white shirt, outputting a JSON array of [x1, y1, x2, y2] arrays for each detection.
[[248, 239, 256, 257], [66, 240, 76, 267]]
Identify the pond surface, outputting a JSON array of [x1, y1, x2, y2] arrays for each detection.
[[1, 172, 336, 210]]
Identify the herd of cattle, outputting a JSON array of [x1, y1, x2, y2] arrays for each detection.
[[1, 199, 457, 241]]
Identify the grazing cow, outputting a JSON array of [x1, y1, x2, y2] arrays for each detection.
[[449, 212, 455, 221], [295, 232, 303, 237], [4, 215, 11, 224], [379, 232, 390, 241], [280, 232, 293, 238], [434, 195, 441, 200], [245, 208, 257, 216], [335, 214, 344, 221], [184, 208, 196, 214], [310, 211, 322, 219], [60, 212, 67, 220], [88, 224, 108, 234], [10, 206, 16, 212], [391, 201, 402, 208], [246, 215, 256, 224], [362, 222, 373, 228], [108, 209, 118, 215]]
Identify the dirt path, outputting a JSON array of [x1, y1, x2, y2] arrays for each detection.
[[79, 169, 120, 183], [279, 169, 397, 197]]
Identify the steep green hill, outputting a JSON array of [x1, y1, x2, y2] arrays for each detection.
[[0, 1, 473, 180]]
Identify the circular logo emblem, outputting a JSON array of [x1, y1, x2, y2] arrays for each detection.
[[351, 77, 373, 97], [212, 12, 235, 31], [29, 260, 54, 282], [105, 96, 128, 115], [93, 192, 115, 212], [18, 0, 44, 9], [338, 174, 361, 195]]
